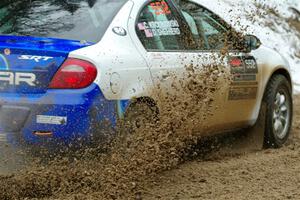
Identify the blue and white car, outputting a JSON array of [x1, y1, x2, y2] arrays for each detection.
[[0, 0, 294, 148]]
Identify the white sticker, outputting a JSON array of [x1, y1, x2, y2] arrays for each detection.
[[152, 28, 180, 36], [37, 115, 67, 125], [148, 20, 179, 29], [138, 20, 181, 38]]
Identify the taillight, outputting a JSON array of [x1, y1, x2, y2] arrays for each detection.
[[49, 58, 97, 89]]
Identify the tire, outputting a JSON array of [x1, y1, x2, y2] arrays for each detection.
[[263, 74, 293, 148], [123, 100, 159, 133]]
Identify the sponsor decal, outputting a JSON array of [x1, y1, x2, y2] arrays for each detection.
[[231, 81, 258, 86], [229, 57, 245, 74], [228, 87, 258, 101], [138, 20, 180, 38], [233, 74, 256, 82], [37, 115, 67, 125], [228, 56, 258, 100], [229, 56, 258, 75], [18, 55, 53, 62], [229, 58, 243, 67], [150, 1, 171, 16], [0, 72, 36, 86], [244, 58, 258, 74]]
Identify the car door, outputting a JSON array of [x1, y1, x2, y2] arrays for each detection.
[[175, 0, 262, 129], [132, 0, 232, 134]]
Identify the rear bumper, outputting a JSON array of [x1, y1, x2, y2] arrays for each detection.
[[0, 84, 119, 145]]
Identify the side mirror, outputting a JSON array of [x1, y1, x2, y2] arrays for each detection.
[[244, 35, 261, 52]]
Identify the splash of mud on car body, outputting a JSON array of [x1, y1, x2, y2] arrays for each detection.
[[0, 0, 294, 151]]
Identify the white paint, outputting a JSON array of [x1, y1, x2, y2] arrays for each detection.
[[67, 0, 294, 132], [37, 115, 67, 125]]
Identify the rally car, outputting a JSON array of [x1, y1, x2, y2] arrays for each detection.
[[0, 0, 293, 148]]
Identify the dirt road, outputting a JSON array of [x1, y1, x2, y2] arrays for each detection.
[[0, 75, 298, 200], [144, 96, 300, 200], [0, 66, 297, 200], [0, 96, 299, 200]]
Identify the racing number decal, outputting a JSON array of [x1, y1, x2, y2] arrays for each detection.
[[229, 56, 258, 77], [150, 1, 171, 16], [228, 56, 258, 101]]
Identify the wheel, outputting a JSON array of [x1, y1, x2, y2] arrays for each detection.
[[123, 99, 159, 133], [263, 74, 293, 148]]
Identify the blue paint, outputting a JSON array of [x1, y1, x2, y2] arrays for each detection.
[[0, 35, 93, 94], [0, 83, 120, 145], [0, 35, 93, 53], [0, 35, 131, 147], [0, 54, 9, 70]]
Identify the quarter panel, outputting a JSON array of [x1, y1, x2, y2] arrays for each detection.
[[69, 1, 154, 101]]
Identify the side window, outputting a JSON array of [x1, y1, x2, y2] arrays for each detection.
[[136, 0, 184, 51], [177, 0, 232, 50]]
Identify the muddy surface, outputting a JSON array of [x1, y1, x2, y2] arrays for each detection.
[[0, 63, 227, 200], [0, 96, 298, 200], [144, 96, 300, 200], [0, 85, 299, 200]]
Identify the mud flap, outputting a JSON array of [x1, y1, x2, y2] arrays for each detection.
[[233, 103, 266, 153]]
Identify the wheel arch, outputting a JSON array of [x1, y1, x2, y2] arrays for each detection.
[[127, 96, 158, 111], [135, 96, 157, 105], [123, 96, 160, 122], [270, 68, 292, 89], [263, 66, 293, 99], [251, 66, 292, 127]]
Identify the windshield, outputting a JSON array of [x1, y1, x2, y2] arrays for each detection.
[[0, 0, 127, 43]]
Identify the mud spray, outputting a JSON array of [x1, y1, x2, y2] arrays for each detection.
[[0, 57, 232, 199], [0, 1, 299, 200]]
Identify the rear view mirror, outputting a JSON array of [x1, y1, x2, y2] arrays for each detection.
[[244, 35, 261, 52]]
